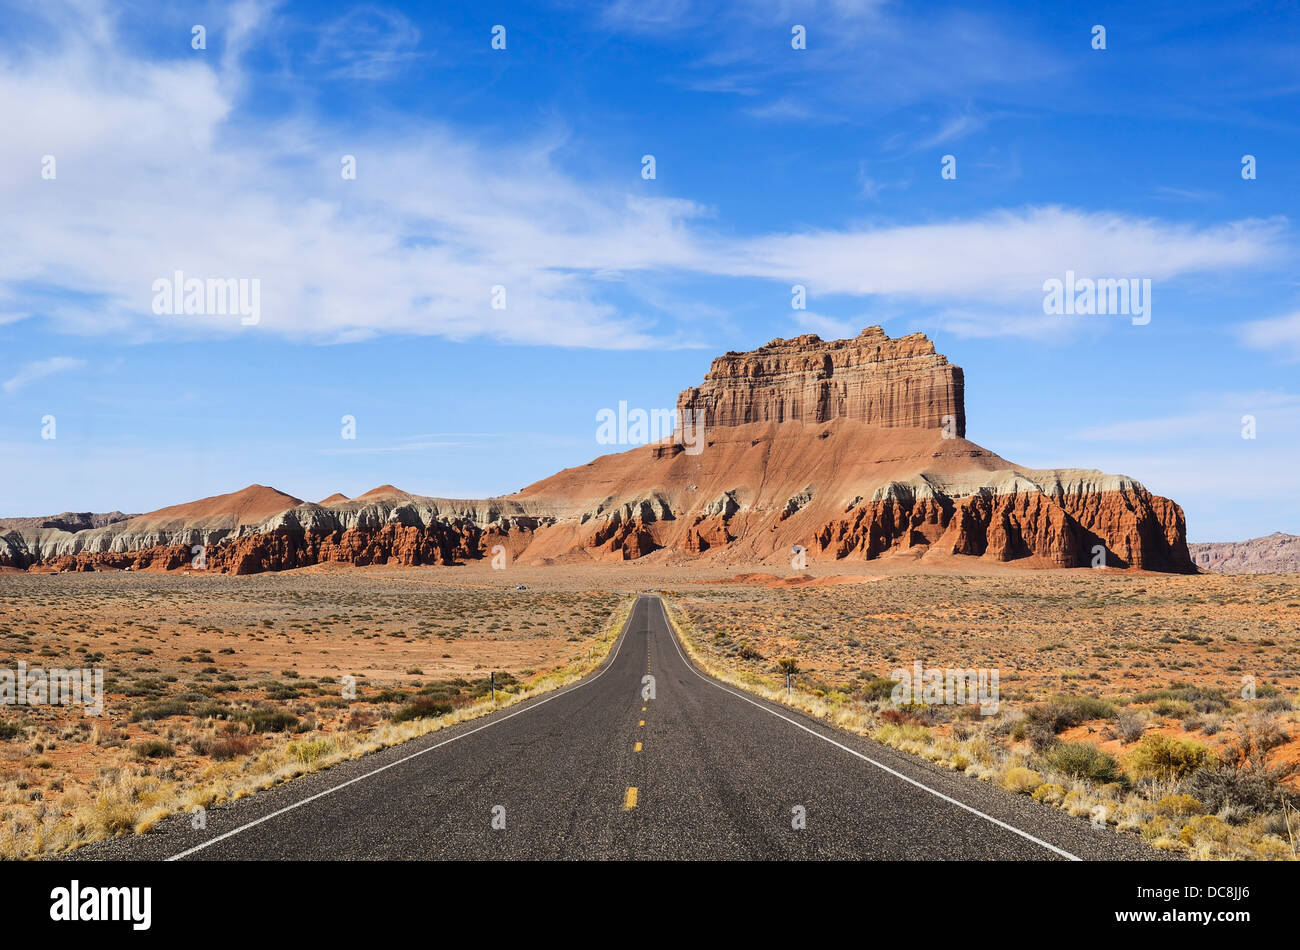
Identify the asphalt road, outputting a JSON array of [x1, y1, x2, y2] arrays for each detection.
[[73, 594, 1160, 861]]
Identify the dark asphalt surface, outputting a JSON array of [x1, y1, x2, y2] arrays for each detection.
[[70, 595, 1162, 861]]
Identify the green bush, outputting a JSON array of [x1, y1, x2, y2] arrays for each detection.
[[1052, 695, 1117, 721], [129, 698, 190, 721], [1130, 683, 1228, 713], [861, 677, 898, 701], [391, 696, 453, 723], [1040, 741, 1120, 783], [236, 709, 299, 733], [133, 739, 175, 760]]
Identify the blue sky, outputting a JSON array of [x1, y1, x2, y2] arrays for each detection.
[[1, 0, 1298, 541]]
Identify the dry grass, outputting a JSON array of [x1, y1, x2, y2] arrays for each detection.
[[0, 568, 631, 859]]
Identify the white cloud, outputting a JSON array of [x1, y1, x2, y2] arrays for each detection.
[[700, 208, 1286, 336], [3, 357, 85, 394], [311, 5, 425, 80], [913, 112, 987, 149], [1241, 311, 1300, 360], [0, 3, 1289, 348], [791, 311, 860, 339]]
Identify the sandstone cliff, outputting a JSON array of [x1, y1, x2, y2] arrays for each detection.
[[677, 326, 965, 435], [1, 327, 1194, 574]]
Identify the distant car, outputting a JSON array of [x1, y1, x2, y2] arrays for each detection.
[[515, 584, 527, 591]]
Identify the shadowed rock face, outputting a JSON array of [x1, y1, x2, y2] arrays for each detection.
[[677, 326, 965, 436], [1, 328, 1194, 574]]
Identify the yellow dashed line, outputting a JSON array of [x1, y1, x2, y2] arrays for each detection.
[[624, 786, 638, 809], [634, 741, 642, 752], [638, 720, 645, 726]]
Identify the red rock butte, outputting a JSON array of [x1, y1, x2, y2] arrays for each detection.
[[677, 326, 965, 435], [0, 327, 1193, 574]]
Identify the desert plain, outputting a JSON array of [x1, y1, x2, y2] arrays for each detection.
[[1, 558, 1297, 860]]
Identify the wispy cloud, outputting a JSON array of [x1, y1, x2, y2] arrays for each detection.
[[912, 112, 987, 150], [0, 2, 1291, 349], [3, 356, 85, 394], [701, 207, 1286, 337], [311, 5, 425, 80], [1241, 311, 1300, 360]]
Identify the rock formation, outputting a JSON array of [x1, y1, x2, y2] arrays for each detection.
[[1, 327, 1194, 574], [1188, 533, 1300, 574], [677, 326, 965, 435]]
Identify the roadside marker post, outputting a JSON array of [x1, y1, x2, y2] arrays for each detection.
[[491, 671, 496, 704]]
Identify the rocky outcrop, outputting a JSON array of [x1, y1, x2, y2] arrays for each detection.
[[0, 487, 558, 573], [677, 326, 965, 435], [0, 511, 135, 534], [3, 327, 1195, 574], [811, 471, 1192, 571], [1188, 533, 1300, 574]]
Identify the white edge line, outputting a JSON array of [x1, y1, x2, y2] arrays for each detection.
[[656, 597, 1083, 862], [165, 596, 640, 860]]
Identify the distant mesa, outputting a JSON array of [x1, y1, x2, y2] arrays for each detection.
[[1, 327, 1199, 575], [317, 493, 350, 506], [1188, 533, 1300, 575]]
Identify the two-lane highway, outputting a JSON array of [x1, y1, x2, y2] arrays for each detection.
[[73, 595, 1159, 861]]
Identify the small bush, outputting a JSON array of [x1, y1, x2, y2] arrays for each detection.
[[1155, 793, 1205, 817], [1052, 695, 1117, 721], [860, 677, 897, 701], [288, 738, 337, 765], [1114, 712, 1146, 744], [1024, 696, 1115, 749], [1126, 734, 1212, 781], [130, 699, 190, 722], [1179, 814, 1232, 846], [133, 739, 175, 760], [237, 709, 299, 733], [1153, 698, 1193, 719], [391, 696, 453, 723], [1003, 767, 1042, 794], [1032, 782, 1066, 804], [192, 734, 258, 760], [1040, 742, 1120, 783], [880, 707, 926, 727]]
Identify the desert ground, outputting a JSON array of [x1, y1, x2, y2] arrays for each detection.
[[1, 559, 1298, 859], [0, 564, 627, 858]]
